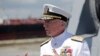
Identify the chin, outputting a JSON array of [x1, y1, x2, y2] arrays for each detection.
[[47, 34, 52, 36], [47, 33, 53, 37], [47, 34, 57, 37]]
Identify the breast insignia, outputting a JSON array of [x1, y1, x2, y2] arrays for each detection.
[[60, 46, 72, 56], [40, 38, 51, 47], [71, 36, 84, 42]]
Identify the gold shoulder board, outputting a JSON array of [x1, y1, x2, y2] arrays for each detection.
[[71, 36, 84, 42], [40, 38, 51, 47]]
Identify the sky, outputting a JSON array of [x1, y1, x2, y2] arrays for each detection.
[[0, 0, 73, 19]]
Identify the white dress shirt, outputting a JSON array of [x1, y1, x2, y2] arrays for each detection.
[[40, 30, 90, 56]]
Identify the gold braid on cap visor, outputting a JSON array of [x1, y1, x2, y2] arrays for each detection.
[[41, 15, 61, 20]]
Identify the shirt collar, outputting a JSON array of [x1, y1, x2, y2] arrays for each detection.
[[51, 29, 72, 48]]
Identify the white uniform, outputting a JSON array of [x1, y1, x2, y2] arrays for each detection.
[[40, 30, 90, 56], [41, 4, 90, 56]]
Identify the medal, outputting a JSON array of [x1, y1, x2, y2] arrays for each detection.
[[60, 46, 72, 56]]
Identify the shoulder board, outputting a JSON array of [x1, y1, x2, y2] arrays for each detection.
[[40, 38, 51, 47], [71, 36, 84, 42]]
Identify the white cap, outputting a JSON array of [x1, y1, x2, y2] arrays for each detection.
[[42, 4, 71, 20]]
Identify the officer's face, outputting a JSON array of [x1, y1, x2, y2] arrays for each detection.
[[43, 19, 66, 37]]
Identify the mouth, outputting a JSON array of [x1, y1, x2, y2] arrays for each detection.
[[45, 30, 50, 34], [45, 28, 48, 32], [45, 30, 49, 33]]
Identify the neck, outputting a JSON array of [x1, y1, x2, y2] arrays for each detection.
[[52, 30, 65, 37], [52, 29, 67, 38]]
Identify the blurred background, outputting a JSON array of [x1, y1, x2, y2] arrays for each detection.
[[0, 0, 73, 40]]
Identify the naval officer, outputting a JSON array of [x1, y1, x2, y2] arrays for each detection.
[[40, 4, 90, 56]]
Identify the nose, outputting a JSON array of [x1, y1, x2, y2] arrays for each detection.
[[42, 20, 49, 28], [41, 20, 45, 24], [43, 22, 49, 30], [43, 23, 48, 28]]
